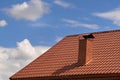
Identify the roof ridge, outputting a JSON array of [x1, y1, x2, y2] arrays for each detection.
[[66, 29, 120, 37], [93, 29, 120, 34]]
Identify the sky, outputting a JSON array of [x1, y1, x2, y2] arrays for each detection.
[[1, 0, 120, 80]]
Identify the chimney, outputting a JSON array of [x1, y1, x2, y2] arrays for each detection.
[[78, 34, 94, 66]]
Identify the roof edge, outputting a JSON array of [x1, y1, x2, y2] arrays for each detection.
[[10, 73, 120, 80]]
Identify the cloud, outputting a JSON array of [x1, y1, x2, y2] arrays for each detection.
[[54, 0, 73, 8], [63, 19, 100, 29], [30, 23, 59, 28], [31, 23, 52, 27], [0, 39, 49, 80], [5, 0, 50, 21], [94, 7, 120, 26], [0, 20, 7, 27], [16, 39, 37, 59]]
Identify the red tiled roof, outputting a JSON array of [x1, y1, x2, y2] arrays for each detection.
[[10, 30, 120, 80]]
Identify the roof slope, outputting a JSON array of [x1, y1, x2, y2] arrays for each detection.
[[10, 30, 120, 79]]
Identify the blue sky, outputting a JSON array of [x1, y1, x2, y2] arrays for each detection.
[[1, 0, 120, 47], [1, 0, 120, 80]]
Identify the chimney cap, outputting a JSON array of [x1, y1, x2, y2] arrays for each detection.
[[83, 34, 95, 39]]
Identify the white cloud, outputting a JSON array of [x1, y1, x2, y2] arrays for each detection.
[[17, 39, 37, 59], [31, 23, 51, 27], [0, 20, 7, 27], [54, 0, 73, 8], [0, 39, 50, 80], [63, 19, 100, 29], [5, 0, 50, 21], [94, 7, 120, 26], [30, 23, 59, 28]]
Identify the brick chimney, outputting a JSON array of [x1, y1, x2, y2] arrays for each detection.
[[78, 34, 94, 66]]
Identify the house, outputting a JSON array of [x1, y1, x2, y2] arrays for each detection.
[[10, 30, 120, 80]]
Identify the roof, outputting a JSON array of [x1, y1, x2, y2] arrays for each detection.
[[10, 30, 120, 80]]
